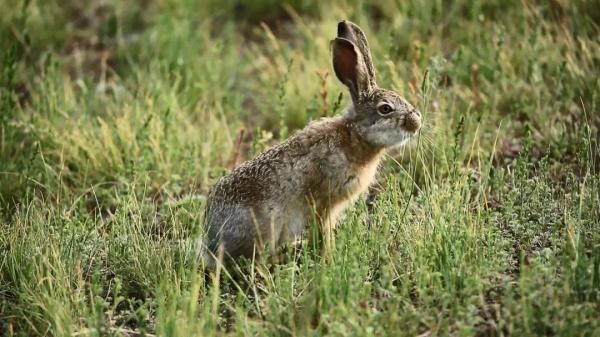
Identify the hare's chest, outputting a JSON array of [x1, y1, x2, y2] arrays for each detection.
[[342, 157, 381, 199], [323, 157, 380, 229]]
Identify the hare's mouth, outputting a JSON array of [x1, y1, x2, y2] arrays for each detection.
[[374, 129, 415, 149], [363, 113, 421, 148]]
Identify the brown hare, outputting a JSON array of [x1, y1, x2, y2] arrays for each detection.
[[201, 20, 421, 266]]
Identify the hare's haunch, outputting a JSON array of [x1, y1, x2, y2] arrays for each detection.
[[201, 20, 422, 265]]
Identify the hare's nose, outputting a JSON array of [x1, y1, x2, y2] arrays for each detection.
[[403, 110, 422, 133]]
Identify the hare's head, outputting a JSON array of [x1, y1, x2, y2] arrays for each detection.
[[332, 20, 421, 148]]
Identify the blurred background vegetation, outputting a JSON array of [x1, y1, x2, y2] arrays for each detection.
[[0, 0, 598, 336]]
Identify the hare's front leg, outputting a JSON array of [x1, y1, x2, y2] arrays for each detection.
[[307, 206, 342, 261]]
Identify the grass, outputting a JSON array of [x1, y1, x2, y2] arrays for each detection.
[[0, 0, 598, 336]]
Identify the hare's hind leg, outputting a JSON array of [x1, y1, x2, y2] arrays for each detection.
[[204, 204, 263, 262]]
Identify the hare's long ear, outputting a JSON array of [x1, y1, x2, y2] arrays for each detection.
[[331, 37, 371, 101], [336, 20, 377, 89]]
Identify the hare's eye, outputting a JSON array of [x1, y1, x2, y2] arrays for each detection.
[[377, 103, 394, 116]]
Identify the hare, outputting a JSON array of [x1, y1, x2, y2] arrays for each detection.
[[201, 20, 421, 265]]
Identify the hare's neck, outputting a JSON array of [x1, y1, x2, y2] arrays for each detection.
[[342, 120, 385, 166], [347, 132, 384, 166], [341, 103, 357, 119], [320, 121, 383, 230]]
